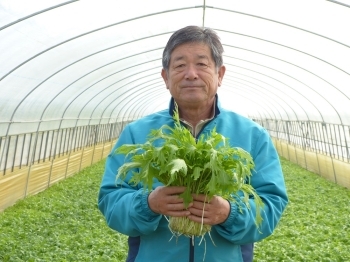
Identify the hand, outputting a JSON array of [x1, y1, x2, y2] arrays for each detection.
[[148, 186, 191, 217], [187, 194, 230, 225]]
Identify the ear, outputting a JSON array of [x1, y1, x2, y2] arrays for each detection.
[[161, 69, 169, 89], [217, 65, 226, 87]]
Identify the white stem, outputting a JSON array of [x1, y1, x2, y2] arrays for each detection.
[[200, 200, 206, 234]]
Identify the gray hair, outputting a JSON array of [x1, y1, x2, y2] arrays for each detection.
[[162, 26, 224, 72]]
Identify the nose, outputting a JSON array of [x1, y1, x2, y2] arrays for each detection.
[[184, 64, 198, 80]]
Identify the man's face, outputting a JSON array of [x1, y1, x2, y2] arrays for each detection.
[[161, 42, 225, 109]]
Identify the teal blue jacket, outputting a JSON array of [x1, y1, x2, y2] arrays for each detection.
[[98, 98, 288, 262]]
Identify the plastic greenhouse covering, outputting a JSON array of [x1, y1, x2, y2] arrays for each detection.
[[0, 0, 349, 211]]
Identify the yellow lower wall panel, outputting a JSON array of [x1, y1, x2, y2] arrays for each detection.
[[286, 144, 297, 164], [333, 159, 350, 187], [102, 145, 112, 158], [273, 139, 350, 189], [280, 142, 289, 159], [294, 148, 307, 169], [0, 168, 28, 211], [303, 150, 320, 174], [317, 154, 337, 183], [80, 147, 94, 170], [66, 151, 84, 178], [50, 156, 70, 185], [26, 160, 52, 195], [92, 145, 103, 164], [0, 141, 116, 212]]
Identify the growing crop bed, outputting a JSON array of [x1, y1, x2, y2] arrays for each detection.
[[0, 158, 349, 261]]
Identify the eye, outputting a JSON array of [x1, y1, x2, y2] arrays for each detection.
[[174, 64, 186, 71], [197, 63, 208, 68]]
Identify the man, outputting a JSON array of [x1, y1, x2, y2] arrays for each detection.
[[98, 26, 288, 262]]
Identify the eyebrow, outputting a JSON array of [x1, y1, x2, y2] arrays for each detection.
[[197, 54, 209, 60], [173, 56, 185, 62], [172, 54, 209, 62]]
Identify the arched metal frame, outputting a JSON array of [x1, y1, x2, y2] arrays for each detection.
[[1, 0, 350, 172]]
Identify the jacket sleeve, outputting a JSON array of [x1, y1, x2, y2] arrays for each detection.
[[214, 128, 288, 244], [98, 125, 162, 236]]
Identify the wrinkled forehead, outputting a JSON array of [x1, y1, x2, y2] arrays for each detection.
[[170, 42, 213, 62]]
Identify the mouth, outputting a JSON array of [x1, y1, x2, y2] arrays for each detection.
[[181, 85, 202, 89]]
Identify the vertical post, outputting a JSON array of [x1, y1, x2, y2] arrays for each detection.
[[322, 123, 337, 184], [20, 134, 26, 169], [12, 135, 19, 172], [341, 124, 350, 162], [202, 0, 206, 27]]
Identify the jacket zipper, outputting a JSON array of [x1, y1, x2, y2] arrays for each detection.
[[183, 119, 216, 262], [189, 237, 194, 262]]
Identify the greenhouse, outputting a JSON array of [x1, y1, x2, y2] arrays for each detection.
[[0, 0, 350, 261]]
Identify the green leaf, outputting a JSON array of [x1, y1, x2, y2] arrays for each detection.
[[114, 105, 264, 229], [166, 159, 187, 185], [179, 187, 192, 208], [192, 166, 203, 180]]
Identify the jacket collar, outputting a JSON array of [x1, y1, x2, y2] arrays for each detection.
[[168, 94, 221, 118]]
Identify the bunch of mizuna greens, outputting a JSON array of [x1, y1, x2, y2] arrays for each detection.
[[116, 107, 264, 238]]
